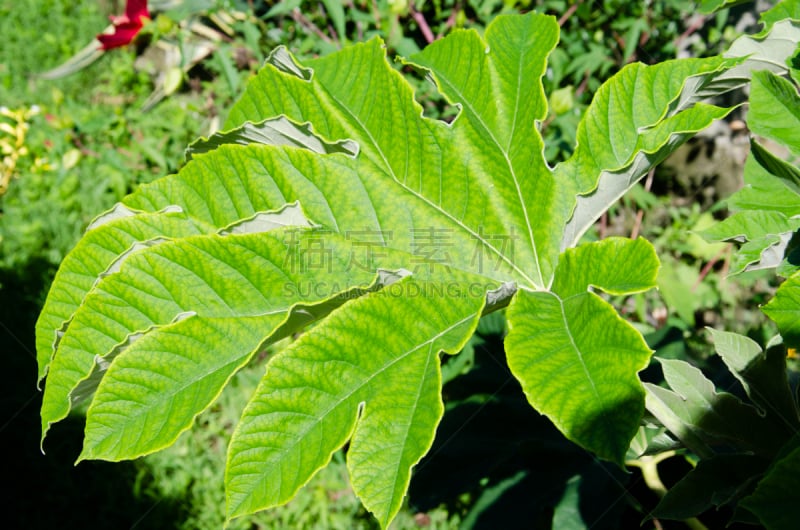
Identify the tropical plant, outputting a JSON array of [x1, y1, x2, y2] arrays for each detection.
[[35, 5, 798, 529]]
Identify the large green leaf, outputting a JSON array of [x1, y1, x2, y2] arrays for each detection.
[[35, 12, 748, 528], [505, 238, 658, 463], [43, 229, 404, 451], [223, 15, 561, 288], [224, 16, 736, 283]]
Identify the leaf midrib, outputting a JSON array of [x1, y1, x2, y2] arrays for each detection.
[[556, 293, 601, 401], [431, 70, 542, 287]]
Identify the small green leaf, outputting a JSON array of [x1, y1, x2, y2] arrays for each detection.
[[702, 211, 800, 244], [723, 20, 800, 80], [700, 212, 800, 274], [764, 275, 800, 348], [626, 425, 679, 460], [644, 383, 714, 458], [750, 139, 800, 194], [551, 237, 659, 297], [657, 260, 705, 325], [557, 56, 736, 247], [761, 1, 800, 29], [729, 156, 800, 216], [506, 238, 657, 463]]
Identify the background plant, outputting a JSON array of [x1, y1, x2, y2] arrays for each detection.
[[638, 12, 800, 526]]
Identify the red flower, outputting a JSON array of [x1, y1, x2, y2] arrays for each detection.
[[96, 0, 150, 50]]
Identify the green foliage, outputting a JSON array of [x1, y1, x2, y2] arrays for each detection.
[[701, 69, 800, 275], [698, 0, 747, 13], [646, 331, 800, 527], [0, 1, 237, 292], [35, 10, 753, 528], [643, 6, 800, 528]]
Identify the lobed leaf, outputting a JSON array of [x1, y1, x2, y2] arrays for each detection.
[[34, 12, 757, 527], [223, 14, 561, 288]]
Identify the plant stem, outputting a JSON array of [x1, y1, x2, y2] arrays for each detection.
[[291, 8, 333, 45], [410, 5, 435, 44], [558, 3, 579, 27], [692, 244, 729, 292]]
